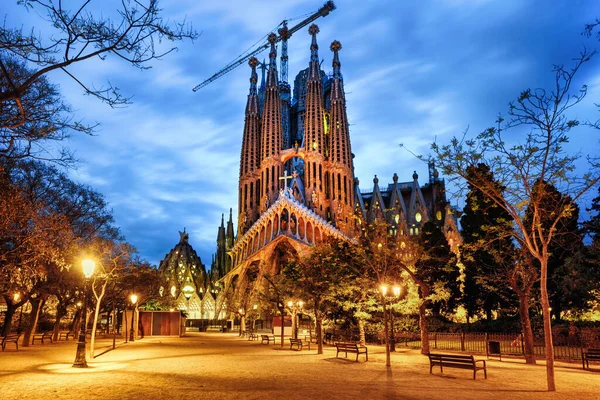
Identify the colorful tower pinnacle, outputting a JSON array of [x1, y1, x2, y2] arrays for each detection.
[[303, 24, 328, 219], [328, 40, 354, 234], [238, 57, 262, 233], [259, 33, 284, 210]]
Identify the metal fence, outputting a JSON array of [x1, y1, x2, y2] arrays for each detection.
[[396, 331, 599, 361]]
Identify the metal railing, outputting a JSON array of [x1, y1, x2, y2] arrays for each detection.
[[395, 331, 599, 361]]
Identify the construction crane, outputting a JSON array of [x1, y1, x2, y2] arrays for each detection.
[[192, 1, 336, 92]]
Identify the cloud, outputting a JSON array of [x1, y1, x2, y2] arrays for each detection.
[[5, 0, 599, 267]]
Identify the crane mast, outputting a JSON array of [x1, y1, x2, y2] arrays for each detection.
[[192, 1, 336, 92]]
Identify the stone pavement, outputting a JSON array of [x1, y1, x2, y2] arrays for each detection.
[[0, 332, 599, 399]]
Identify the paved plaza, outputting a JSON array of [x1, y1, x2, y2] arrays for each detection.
[[1, 332, 599, 399]]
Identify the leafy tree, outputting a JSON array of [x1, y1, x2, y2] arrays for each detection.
[[460, 164, 516, 322], [282, 238, 353, 355], [432, 51, 599, 391], [528, 182, 585, 319]]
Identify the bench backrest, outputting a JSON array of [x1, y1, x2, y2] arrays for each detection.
[[336, 342, 358, 349], [428, 353, 474, 364], [586, 349, 600, 356]]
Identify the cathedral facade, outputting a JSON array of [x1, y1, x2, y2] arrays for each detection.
[[160, 23, 460, 320]]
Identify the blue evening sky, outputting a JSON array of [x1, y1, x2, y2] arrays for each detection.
[[3, 0, 599, 267]]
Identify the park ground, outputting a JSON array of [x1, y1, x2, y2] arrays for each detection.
[[0, 332, 599, 399]]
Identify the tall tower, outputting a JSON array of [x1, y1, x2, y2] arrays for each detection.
[[328, 40, 354, 234], [259, 33, 285, 210], [279, 22, 292, 150], [303, 24, 328, 219], [238, 57, 261, 233]]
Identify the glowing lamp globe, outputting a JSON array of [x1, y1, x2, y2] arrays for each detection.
[[82, 259, 95, 278], [393, 286, 401, 297], [380, 285, 388, 296], [130, 294, 138, 305]]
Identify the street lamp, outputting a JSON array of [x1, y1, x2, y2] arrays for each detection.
[[73, 258, 95, 368], [130, 294, 138, 342], [380, 284, 401, 368], [238, 308, 245, 336]]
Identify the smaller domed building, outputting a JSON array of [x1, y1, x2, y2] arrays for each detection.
[[158, 229, 224, 319]]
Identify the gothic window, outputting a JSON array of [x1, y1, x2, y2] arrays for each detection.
[[436, 211, 442, 220], [415, 212, 422, 222]]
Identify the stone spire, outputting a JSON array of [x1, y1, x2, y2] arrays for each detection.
[[327, 40, 354, 235], [259, 33, 284, 209], [308, 24, 321, 80], [239, 57, 261, 232], [304, 24, 328, 219], [226, 208, 235, 249]]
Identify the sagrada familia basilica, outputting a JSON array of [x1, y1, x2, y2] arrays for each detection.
[[158, 24, 461, 321]]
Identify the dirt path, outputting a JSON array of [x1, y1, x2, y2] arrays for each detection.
[[1, 332, 598, 399]]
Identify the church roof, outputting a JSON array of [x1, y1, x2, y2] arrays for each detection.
[[158, 229, 207, 294]]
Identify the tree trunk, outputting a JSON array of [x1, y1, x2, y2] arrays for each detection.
[[383, 297, 391, 367], [90, 282, 107, 359], [418, 300, 430, 355], [124, 308, 129, 343], [240, 315, 246, 335], [22, 297, 44, 347], [358, 319, 366, 347], [52, 307, 67, 341], [540, 258, 556, 391], [279, 305, 284, 348], [315, 298, 323, 355], [1, 299, 16, 337], [389, 306, 396, 352], [516, 291, 536, 364], [418, 284, 431, 355], [72, 307, 83, 332]]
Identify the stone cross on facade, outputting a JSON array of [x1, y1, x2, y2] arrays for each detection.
[[279, 170, 292, 188]]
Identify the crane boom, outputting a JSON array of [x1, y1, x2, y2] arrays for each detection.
[[192, 1, 336, 92]]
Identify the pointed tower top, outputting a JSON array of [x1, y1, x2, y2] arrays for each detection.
[[309, 24, 320, 62], [330, 40, 342, 78], [248, 57, 259, 95], [179, 228, 189, 243], [221, 213, 225, 227], [267, 33, 278, 87], [393, 173, 398, 183], [413, 171, 419, 180], [373, 175, 379, 185]]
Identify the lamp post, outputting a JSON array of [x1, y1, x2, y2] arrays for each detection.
[[129, 294, 138, 342], [73, 259, 95, 368], [380, 284, 401, 368]]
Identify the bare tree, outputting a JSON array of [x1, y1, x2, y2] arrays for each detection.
[[432, 50, 599, 391], [1, 0, 198, 162]]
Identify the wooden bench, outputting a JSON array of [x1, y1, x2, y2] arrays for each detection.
[[289, 338, 310, 351], [582, 348, 600, 370], [428, 353, 487, 380], [1, 334, 22, 351], [335, 342, 368, 362], [32, 331, 53, 345], [247, 332, 258, 341], [58, 331, 75, 340], [261, 335, 278, 345]]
